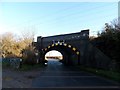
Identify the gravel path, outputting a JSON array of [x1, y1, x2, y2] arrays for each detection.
[[2, 67, 42, 88]]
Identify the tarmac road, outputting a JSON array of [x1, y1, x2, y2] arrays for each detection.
[[32, 59, 120, 89]]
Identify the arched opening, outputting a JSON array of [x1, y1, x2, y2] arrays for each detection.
[[45, 50, 63, 60], [42, 43, 80, 66], [45, 50, 63, 65]]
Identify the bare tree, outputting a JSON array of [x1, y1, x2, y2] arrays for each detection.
[[1, 30, 36, 58], [20, 30, 35, 48], [1, 32, 15, 58]]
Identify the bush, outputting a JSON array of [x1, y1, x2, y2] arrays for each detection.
[[91, 20, 120, 71], [22, 45, 37, 65]]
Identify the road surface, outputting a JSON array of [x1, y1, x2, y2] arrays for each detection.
[[32, 59, 120, 89]]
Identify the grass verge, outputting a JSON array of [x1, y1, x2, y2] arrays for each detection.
[[77, 66, 120, 83]]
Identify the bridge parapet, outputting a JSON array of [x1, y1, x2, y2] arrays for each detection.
[[43, 29, 89, 41], [37, 30, 89, 49]]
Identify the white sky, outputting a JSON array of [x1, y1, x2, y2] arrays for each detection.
[[45, 50, 62, 56]]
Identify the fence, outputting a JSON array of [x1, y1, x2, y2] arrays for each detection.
[[2, 58, 22, 69]]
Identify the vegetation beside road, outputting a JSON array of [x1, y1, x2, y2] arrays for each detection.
[[78, 66, 120, 83], [0, 31, 38, 65], [1, 31, 40, 70], [2, 61, 44, 71], [90, 18, 120, 72], [86, 19, 120, 82], [18, 63, 44, 71]]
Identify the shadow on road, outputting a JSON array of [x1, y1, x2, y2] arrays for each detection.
[[32, 59, 120, 89]]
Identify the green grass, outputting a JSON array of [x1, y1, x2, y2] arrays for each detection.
[[77, 66, 120, 83]]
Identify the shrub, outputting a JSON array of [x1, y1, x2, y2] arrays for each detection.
[[22, 45, 37, 65]]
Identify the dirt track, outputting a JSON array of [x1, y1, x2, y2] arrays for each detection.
[[2, 67, 42, 88]]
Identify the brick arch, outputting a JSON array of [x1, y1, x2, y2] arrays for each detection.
[[42, 42, 80, 56], [42, 42, 80, 65], [36, 30, 89, 65]]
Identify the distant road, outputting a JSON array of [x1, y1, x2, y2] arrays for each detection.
[[32, 59, 120, 89]]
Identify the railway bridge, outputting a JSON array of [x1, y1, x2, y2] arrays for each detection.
[[35, 29, 111, 69]]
